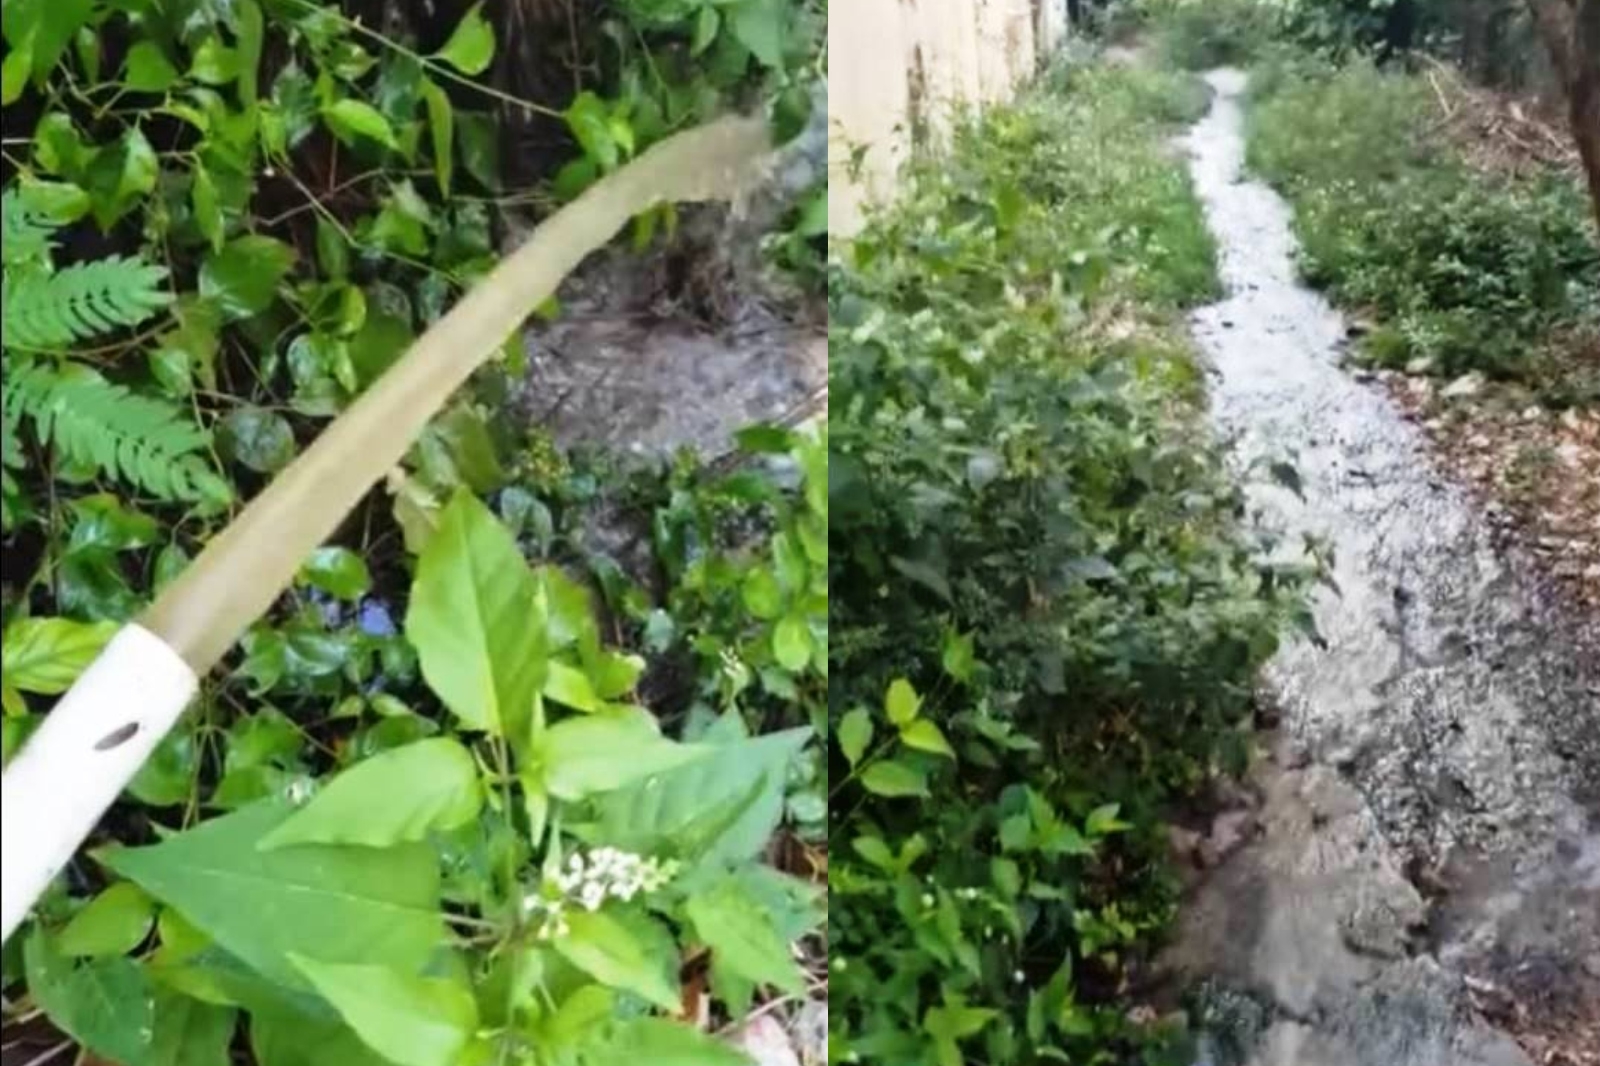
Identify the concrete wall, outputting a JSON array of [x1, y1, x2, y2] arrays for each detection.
[[827, 0, 1070, 236]]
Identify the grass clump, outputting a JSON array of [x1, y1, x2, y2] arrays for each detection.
[[1140, 0, 1282, 69], [1247, 61, 1600, 401], [827, 61, 1313, 1065]]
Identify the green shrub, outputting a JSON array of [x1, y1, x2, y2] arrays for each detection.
[[827, 65, 1313, 1065], [1142, 0, 1282, 69], [1248, 62, 1600, 392]]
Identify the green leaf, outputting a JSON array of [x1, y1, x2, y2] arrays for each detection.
[[260, 738, 482, 850], [0, 616, 116, 694], [924, 996, 997, 1066], [860, 759, 928, 798], [19, 177, 90, 223], [188, 38, 239, 85], [581, 725, 809, 869], [729, 0, 786, 68], [685, 876, 803, 994], [899, 719, 954, 759], [123, 41, 178, 93], [740, 569, 782, 620], [691, 6, 720, 55], [24, 929, 156, 1065], [405, 491, 544, 737], [605, 1019, 752, 1065], [543, 660, 600, 713], [150, 990, 236, 1066], [236, 0, 263, 106], [837, 707, 872, 768], [536, 713, 705, 801], [941, 630, 975, 683], [433, 3, 495, 76], [884, 678, 920, 726], [1, 43, 30, 106], [772, 615, 812, 671], [419, 80, 454, 196], [291, 956, 477, 1066], [200, 236, 295, 320], [219, 406, 295, 473], [190, 163, 223, 251], [565, 91, 617, 171], [101, 800, 445, 989], [1084, 803, 1132, 837], [299, 546, 371, 601], [556, 910, 678, 1010], [323, 99, 398, 150], [57, 882, 156, 957]]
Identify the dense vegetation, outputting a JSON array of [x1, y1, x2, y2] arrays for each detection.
[[1, 1, 825, 1064], [1248, 57, 1599, 401], [826, 61, 1315, 1065], [1134, 0, 1600, 403]]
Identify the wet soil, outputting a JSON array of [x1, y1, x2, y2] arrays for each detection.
[[1165, 69, 1600, 1066]]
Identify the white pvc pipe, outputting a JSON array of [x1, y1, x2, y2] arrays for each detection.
[[0, 625, 197, 943]]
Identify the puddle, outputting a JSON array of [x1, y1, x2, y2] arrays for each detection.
[[1166, 68, 1600, 1066]]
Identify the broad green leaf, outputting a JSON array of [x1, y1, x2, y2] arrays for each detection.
[[884, 678, 920, 726], [58, 882, 155, 957], [536, 713, 705, 801], [1084, 803, 1132, 837], [219, 406, 295, 473], [556, 910, 677, 1010], [291, 955, 477, 1066], [1, 43, 29, 105], [729, 0, 786, 68], [837, 707, 872, 768], [299, 546, 371, 601], [433, 3, 495, 76], [924, 996, 997, 1066], [772, 615, 812, 671], [899, 719, 954, 759], [25, 929, 156, 1066], [860, 759, 928, 798], [236, 0, 263, 105], [690, 6, 720, 55], [188, 38, 239, 84], [101, 800, 444, 989], [740, 569, 782, 620], [685, 876, 803, 994], [200, 236, 295, 320], [324, 99, 398, 150], [124, 40, 178, 92], [0, 616, 116, 694], [581, 725, 808, 868], [150, 990, 236, 1066], [941, 629, 975, 683], [191, 163, 223, 251], [19, 177, 89, 223], [544, 660, 600, 713], [405, 491, 544, 737], [420, 80, 454, 196], [260, 738, 482, 850], [565, 91, 617, 170], [604, 1018, 752, 1065]]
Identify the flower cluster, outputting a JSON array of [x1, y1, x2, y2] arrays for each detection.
[[522, 847, 680, 940]]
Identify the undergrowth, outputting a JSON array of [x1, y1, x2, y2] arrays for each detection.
[[827, 60, 1314, 1065], [1, 1, 825, 1064], [1246, 59, 1600, 403]]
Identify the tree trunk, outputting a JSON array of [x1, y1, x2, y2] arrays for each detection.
[[1528, 0, 1600, 234]]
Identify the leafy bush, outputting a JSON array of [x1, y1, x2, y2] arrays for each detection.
[[1140, 0, 1283, 69], [1247, 61, 1600, 394], [1, 0, 826, 1061], [827, 62, 1314, 1065]]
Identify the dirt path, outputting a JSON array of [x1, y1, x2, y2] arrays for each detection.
[[1162, 69, 1600, 1066]]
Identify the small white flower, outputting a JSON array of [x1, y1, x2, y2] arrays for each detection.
[[921, 893, 935, 907], [1013, 970, 1025, 984]]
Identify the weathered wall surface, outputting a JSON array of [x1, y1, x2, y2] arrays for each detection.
[[827, 0, 1070, 235]]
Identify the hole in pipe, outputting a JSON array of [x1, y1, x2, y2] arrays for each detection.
[[94, 722, 140, 750]]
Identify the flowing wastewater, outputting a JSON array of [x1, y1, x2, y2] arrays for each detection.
[[1164, 70, 1600, 1065]]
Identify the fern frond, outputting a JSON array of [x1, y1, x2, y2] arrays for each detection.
[[2, 257, 172, 350], [5, 361, 218, 503], [2, 191, 56, 268]]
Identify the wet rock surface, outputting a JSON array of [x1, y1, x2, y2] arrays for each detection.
[[1167, 69, 1600, 1065]]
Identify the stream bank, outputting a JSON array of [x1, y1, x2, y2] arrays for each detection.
[[1163, 69, 1600, 1066]]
